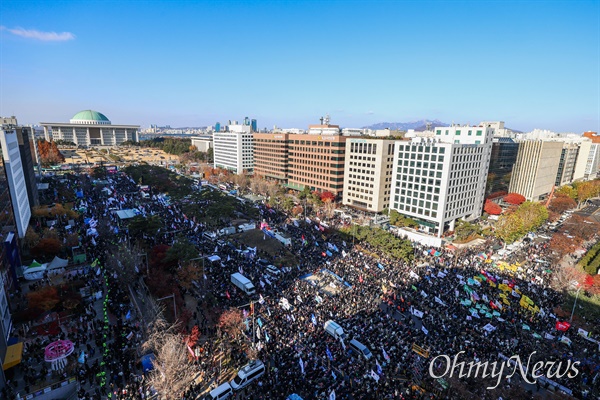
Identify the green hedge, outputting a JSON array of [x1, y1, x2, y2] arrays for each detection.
[[579, 241, 600, 275]]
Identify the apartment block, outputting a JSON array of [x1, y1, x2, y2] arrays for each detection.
[[342, 138, 397, 212], [390, 125, 493, 237], [509, 140, 564, 201], [555, 142, 580, 186]]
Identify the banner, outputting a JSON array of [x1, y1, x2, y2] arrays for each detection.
[[421, 326, 428, 335], [578, 328, 590, 338], [560, 336, 572, 346], [483, 323, 496, 332], [412, 308, 424, 318], [434, 296, 446, 306]]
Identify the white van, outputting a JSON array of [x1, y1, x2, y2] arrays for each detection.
[[266, 265, 281, 277], [208, 382, 233, 400], [349, 339, 372, 360], [324, 320, 346, 340], [230, 360, 265, 391]]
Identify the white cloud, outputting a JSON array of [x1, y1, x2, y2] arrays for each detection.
[[1, 26, 75, 41]]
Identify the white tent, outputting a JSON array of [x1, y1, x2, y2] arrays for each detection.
[[207, 255, 221, 262], [23, 261, 48, 280], [48, 256, 69, 270]]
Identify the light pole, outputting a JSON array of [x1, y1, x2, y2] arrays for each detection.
[[569, 281, 582, 323], [157, 293, 177, 320]]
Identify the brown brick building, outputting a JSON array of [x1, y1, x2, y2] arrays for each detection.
[[253, 128, 347, 197]]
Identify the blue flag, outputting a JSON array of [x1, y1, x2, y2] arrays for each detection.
[[326, 346, 333, 361], [126, 310, 131, 320], [311, 314, 317, 326], [257, 318, 263, 328], [376, 361, 382, 375], [377, 263, 384, 270]]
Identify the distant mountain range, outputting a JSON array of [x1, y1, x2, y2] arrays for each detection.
[[362, 119, 450, 131]]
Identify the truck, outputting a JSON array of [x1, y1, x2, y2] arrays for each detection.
[[231, 273, 256, 295]]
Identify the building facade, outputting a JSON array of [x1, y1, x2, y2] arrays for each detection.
[[0, 125, 31, 238], [390, 125, 493, 237], [286, 133, 346, 197], [190, 136, 213, 153], [41, 110, 139, 147], [253, 133, 289, 183], [509, 140, 564, 201], [583, 131, 600, 179], [16, 126, 39, 207], [555, 142, 580, 186], [342, 138, 397, 212], [487, 137, 519, 195], [213, 131, 254, 174]]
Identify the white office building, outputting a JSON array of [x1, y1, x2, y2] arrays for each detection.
[[343, 138, 397, 212], [0, 126, 31, 238], [213, 131, 254, 174], [390, 125, 493, 237]]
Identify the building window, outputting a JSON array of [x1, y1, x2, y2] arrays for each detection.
[[476, 130, 482, 136]]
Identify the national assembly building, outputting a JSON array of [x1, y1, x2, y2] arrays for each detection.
[[41, 110, 139, 147]]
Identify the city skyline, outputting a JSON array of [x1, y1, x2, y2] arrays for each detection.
[[1, 0, 598, 133]]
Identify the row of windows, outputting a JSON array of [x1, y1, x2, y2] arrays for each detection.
[[436, 129, 483, 136], [398, 152, 446, 162], [398, 145, 446, 154], [393, 202, 438, 218], [397, 180, 441, 194], [398, 190, 440, 203]]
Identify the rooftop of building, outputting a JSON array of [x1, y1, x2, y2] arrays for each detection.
[[71, 110, 110, 123]]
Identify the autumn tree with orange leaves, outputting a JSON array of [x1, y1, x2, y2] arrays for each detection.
[[37, 140, 65, 166]]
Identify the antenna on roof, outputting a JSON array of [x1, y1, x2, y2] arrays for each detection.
[[324, 114, 330, 125], [319, 116, 324, 125]]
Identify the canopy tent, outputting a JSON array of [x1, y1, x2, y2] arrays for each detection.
[[3, 342, 23, 370], [23, 263, 48, 280], [116, 209, 139, 220], [141, 353, 156, 373], [207, 255, 221, 262], [48, 256, 69, 270]]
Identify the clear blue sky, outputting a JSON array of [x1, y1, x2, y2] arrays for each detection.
[[1, 0, 598, 132]]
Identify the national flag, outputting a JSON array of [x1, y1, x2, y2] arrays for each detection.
[[257, 318, 263, 327], [376, 359, 382, 375], [331, 370, 337, 380], [421, 326, 428, 335], [420, 290, 428, 298], [225, 291, 230, 300], [311, 314, 317, 326], [370, 370, 380, 382], [326, 346, 333, 361], [126, 310, 131, 320], [259, 294, 265, 304], [382, 347, 390, 362], [299, 358, 305, 374], [329, 390, 336, 400]]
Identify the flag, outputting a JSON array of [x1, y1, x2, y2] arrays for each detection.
[[331, 371, 337, 380], [257, 318, 263, 328], [370, 370, 380, 382], [326, 346, 333, 361], [259, 294, 265, 304], [411, 285, 417, 291], [265, 330, 270, 342], [420, 290, 428, 298], [299, 358, 305, 374], [421, 326, 428, 335], [412, 308, 424, 318], [382, 347, 390, 362], [359, 275, 363, 283], [556, 321, 571, 331], [256, 327, 261, 339], [545, 333, 555, 340], [311, 314, 317, 326], [126, 310, 131, 320], [376, 359, 382, 375], [329, 390, 336, 400], [560, 336, 572, 346], [225, 291, 230, 300]]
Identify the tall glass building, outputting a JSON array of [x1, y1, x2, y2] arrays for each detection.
[[487, 137, 518, 195]]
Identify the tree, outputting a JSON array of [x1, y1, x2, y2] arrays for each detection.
[[218, 309, 245, 344], [556, 185, 577, 200], [484, 201, 502, 215], [165, 237, 199, 265], [577, 180, 600, 206], [503, 193, 526, 205], [24, 227, 41, 249], [551, 266, 587, 292], [142, 319, 199, 400], [37, 140, 66, 166], [31, 238, 62, 257], [454, 219, 482, 241], [548, 234, 576, 262], [320, 191, 335, 202], [495, 213, 525, 243], [298, 186, 311, 200], [177, 262, 202, 290], [27, 286, 60, 311], [548, 194, 577, 214]]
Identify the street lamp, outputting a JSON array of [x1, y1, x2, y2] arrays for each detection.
[[157, 293, 177, 320], [569, 281, 582, 323]]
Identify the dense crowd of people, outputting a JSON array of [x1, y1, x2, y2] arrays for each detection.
[[7, 170, 600, 400]]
